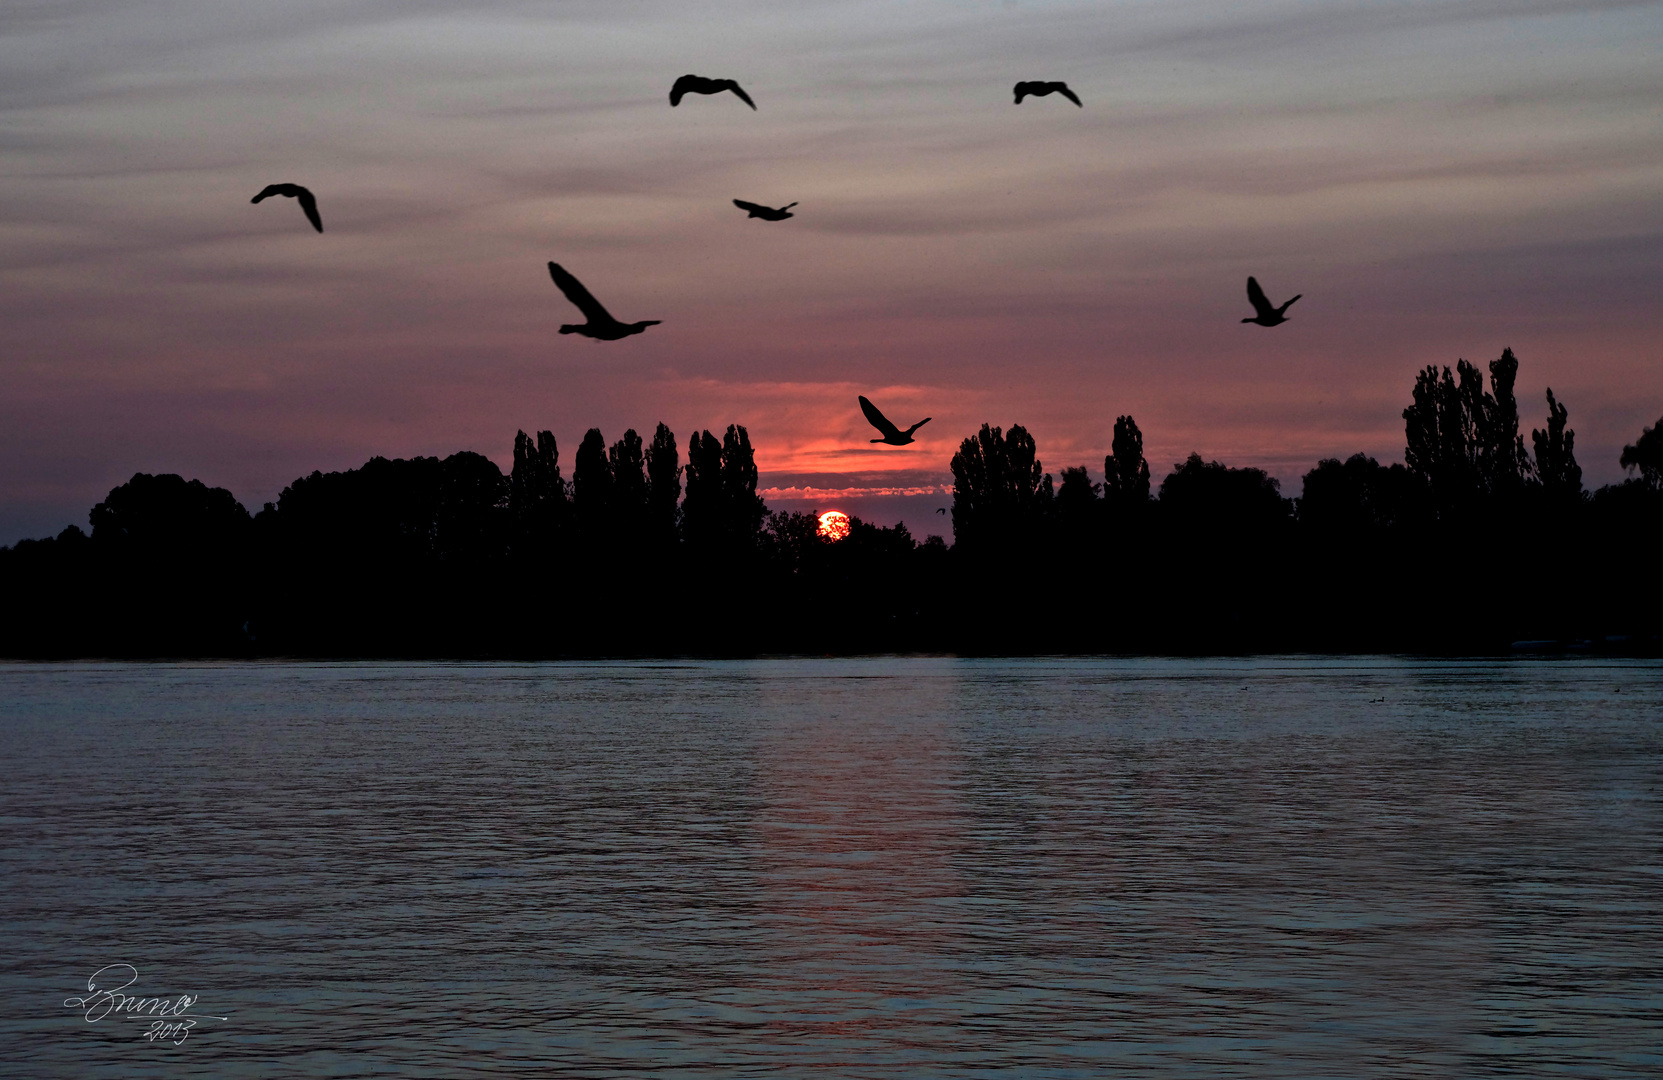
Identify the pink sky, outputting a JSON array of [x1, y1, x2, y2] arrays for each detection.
[[3, 0, 1661, 542]]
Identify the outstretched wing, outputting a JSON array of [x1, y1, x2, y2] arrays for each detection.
[[250, 184, 284, 204], [859, 396, 902, 440], [1246, 276, 1274, 317], [548, 262, 614, 323], [1057, 83, 1083, 107], [669, 74, 699, 106], [294, 186, 323, 232], [725, 81, 757, 110], [733, 199, 765, 214], [906, 417, 933, 437], [1282, 293, 1303, 311]]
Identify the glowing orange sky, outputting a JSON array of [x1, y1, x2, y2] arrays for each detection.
[[3, 1, 1661, 542]]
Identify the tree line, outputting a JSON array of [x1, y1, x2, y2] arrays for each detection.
[[3, 347, 1660, 656]]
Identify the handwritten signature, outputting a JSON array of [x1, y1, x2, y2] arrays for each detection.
[[63, 964, 227, 1045]]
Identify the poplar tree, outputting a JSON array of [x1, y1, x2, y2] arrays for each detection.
[[609, 428, 649, 541], [1531, 389, 1583, 503], [509, 429, 566, 555], [1104, 415, 1151, 505], [645, 422, 681, 546], [572, 428, 612, 545]]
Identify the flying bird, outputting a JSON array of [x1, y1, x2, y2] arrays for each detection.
[[250, 183, 322, 232], [547, 263, 660, 341], [733, 199, 797, 221], [859, 396, 931, 446], [935, 507, 947, 515], [1013, 81, 1082, 106], [1242, 276, 1301, 326], [669, 75, 756, 109]]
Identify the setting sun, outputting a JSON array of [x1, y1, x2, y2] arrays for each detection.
[[816, 510, 851, 541]]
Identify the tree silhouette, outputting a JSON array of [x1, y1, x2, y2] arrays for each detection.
[[1104, 415, 1151, 507], [760, 510, 825, 576], [572, 428, 613, 546], [680, 424, 766, 554], [1479, 347, 1533, 496], [682, 429, 725, 550], [4, 363, 1660, 658], [79, 472, 255, 654], [646, 422, 681, 546], [1158, 454, 1292, 529], [1531, 389, 1583, 504], [1056, 466, 1100, 516], [720, 424, 767, 548], [950, 422, 1052, 552], [609, 429, 650, 544], [1404, 349, 1535, 518], [436, 451, 509, 565], [90, 472, 251, 556], [510, 429, 567, 557], [1620, 414, 1663, 489], [1298, 454, 1413, 532]]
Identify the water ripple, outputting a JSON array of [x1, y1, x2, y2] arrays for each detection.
[[2, 657, 1660, 1077]]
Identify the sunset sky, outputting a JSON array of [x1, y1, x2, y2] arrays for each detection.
[[3, 0, 1661, 544]]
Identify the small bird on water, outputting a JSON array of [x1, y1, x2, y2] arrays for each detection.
[[732, 199, 797, 221], [669, 75, 756, 109], [251, 183, 323, 233], [1242, 276, 1301, 326], [1013, 81, 1082, 106], [547, 262, 660, 341], [859, 396, 931, 446]]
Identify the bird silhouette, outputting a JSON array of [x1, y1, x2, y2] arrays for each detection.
[[669, 75, 756, 109], [859, 396, 931, 445], [733, 199, 797, 221], [1243, 276, 1301, 326], [1013, 81, 1082, 106], [250, 183, 322, 232], [547, 263, 660, 341], [935, 507, 947, 515]]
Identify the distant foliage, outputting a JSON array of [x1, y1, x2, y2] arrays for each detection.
[[1620, 414, 1663, 489], [1157, 453, 1291, 530], [1298, 454, 1414, 532], [2, 349, 1659, 656]]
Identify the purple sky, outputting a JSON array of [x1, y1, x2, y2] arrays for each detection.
[[3, 0, 1661, 544]]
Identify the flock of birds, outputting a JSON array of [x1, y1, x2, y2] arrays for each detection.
[[250, 75, 1303, 447]]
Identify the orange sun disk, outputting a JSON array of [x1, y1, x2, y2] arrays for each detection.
[[817, 510, 851, 541]]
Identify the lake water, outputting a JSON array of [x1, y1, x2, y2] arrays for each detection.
[[2, 657, 1660, 1078]]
